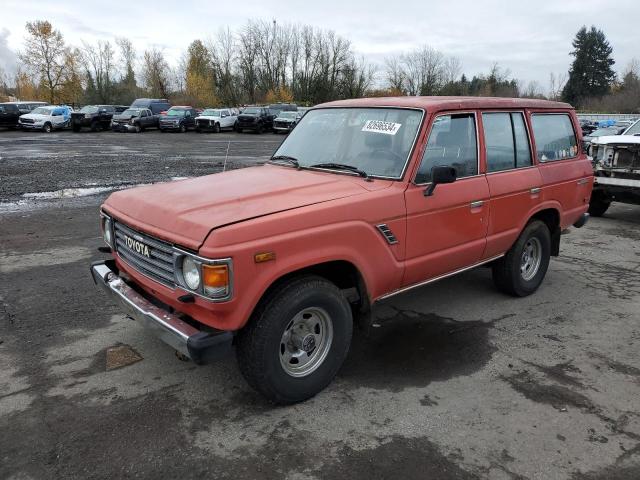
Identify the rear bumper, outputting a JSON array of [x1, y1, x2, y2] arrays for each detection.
[[90, 260, 233, 363]]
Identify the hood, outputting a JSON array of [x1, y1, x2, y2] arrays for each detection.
[[160, 115, 182, 121], [21, 113, 50, 121], [195, 115, 219, 120], [592, 135, 640, 146], [103, 165, 379, 250], [113, 113, 136, 121]]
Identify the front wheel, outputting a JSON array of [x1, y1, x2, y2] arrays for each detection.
[[213, 122, 221, 133], [134, 124, 141, 133], [492, 220, 551, 297], [43, 123, 52, 133], [179, 123, 186, 133], [236, 275, 353, 404]]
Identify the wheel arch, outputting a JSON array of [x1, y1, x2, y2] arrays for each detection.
[[528, 207, 561, 256], [250, 260, 371, 327]]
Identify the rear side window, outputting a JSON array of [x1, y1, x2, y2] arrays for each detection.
[[416, 113, 478, 183], [483, 112, 532, 172], [531, 114, 578, 162]]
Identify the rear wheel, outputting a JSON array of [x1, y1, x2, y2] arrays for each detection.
[[236, 275, 353, 404], [492, 220, 551, 297], [588, 191, 611, 217]]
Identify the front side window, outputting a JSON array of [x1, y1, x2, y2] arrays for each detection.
[[273, 107, 423, 178], [483, 112, 532, 172], [531, 114, 578, 162], [415, 113, 477, 183]]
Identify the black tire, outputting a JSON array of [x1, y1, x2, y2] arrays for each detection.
[[233, 121, 238, 132], [588, 191, 611, 217], [237, 128, 243, 133], [134, 123, 141, 133], [90, 121, 99, 132], [256, 123, 264, 134], [236, 275, 353, 404], [213, 122, 221, 133], [72, 124, 81, 132], [43, 123, 52, 133], [179, 123, 186, 133], [492, 220, 551, 297], [196, 127, 201, 133]]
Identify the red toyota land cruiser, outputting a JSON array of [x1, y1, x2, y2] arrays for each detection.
[[92, 97, 593, 404]]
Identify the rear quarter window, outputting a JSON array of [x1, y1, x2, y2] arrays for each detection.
[[531, 114, 578, 162]]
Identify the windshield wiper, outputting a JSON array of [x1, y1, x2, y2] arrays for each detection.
[[309, 162, 370, 180], [268, 155, 300, 168]]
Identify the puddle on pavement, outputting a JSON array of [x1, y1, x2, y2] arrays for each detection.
[[339, 307, 498, 392]]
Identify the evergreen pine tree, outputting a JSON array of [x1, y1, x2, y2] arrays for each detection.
[[562, 26, 616, 106]]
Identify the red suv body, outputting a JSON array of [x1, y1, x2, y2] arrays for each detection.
[[92, 96, 593, 403]]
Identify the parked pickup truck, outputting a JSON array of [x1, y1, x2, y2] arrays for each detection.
[[71, 105, 127, 132], [92, 97, 593, 404], [237, 106, 274, 133], [588, 118, 640, 216], [111, 108, 159, 132]]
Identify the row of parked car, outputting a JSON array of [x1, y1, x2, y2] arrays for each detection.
[[0, 98, 307, 135]]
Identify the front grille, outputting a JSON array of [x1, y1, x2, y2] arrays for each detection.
[[275, 121, 290, 128], [20, 118, 35, 124], [196, 119, 212, 127], [114, 221, 176, 287]]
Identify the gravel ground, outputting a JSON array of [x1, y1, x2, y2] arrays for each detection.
[[1, 129, 639, 479]]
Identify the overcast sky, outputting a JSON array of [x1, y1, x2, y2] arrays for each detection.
[[1, 0, 637, 91]]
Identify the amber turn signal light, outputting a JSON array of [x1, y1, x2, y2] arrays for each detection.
[[254, 252, 276, 263], [202, 264, 229, 288]]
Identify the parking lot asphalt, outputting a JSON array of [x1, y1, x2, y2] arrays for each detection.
[[1, 130, 639, 479]]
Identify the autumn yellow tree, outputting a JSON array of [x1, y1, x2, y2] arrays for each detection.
[[265, 86, 294, 104], [14, 69, 39, 100], [19, 20, 68, 103], [185, 40, 217, 107], [59, 48, 84, 107]]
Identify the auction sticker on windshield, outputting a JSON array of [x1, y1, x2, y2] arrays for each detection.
[[362, 120, 402, 135]]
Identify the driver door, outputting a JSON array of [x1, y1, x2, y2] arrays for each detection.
[[403, 111, 490, 286]]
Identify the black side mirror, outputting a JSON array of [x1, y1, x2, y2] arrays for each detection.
[[424, 166, 457, 196]]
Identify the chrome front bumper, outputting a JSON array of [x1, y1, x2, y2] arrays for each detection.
[[90, 260, 233, 363]]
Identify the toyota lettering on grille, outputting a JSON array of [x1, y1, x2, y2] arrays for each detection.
[[124, 234, 150, 258]]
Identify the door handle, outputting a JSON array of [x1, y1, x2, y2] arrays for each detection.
[[530, 187, 541, 194], [577, 178, 589, 185], [470, 200, 484, 208]]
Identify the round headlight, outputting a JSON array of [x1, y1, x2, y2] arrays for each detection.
[[182, 257, 201, 291], [103, 217, 113, 246]]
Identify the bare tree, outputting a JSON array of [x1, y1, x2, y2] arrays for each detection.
[[548, 72, 567, 101], [142, 48, 170, 98], [81, 40, 116, 103]]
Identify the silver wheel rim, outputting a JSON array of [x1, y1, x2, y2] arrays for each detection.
[[520, 237, 542, 281], [279, 307, 333, 378]]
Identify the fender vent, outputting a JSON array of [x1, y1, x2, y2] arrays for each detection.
[[376, 224, 398, 245]]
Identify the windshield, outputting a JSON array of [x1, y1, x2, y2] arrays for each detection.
[[243, 107, 260, 114], [31, 107, 52, 115], [167, 109, 186, 116], [624, 120, 640, 136], [273, 107, 423, 178], [591, 128, 618, 137], [122, 109, 141, 116], [80, 106, 99, 113], [202, 109, 220, 117], [279, 112, 297, 119]]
